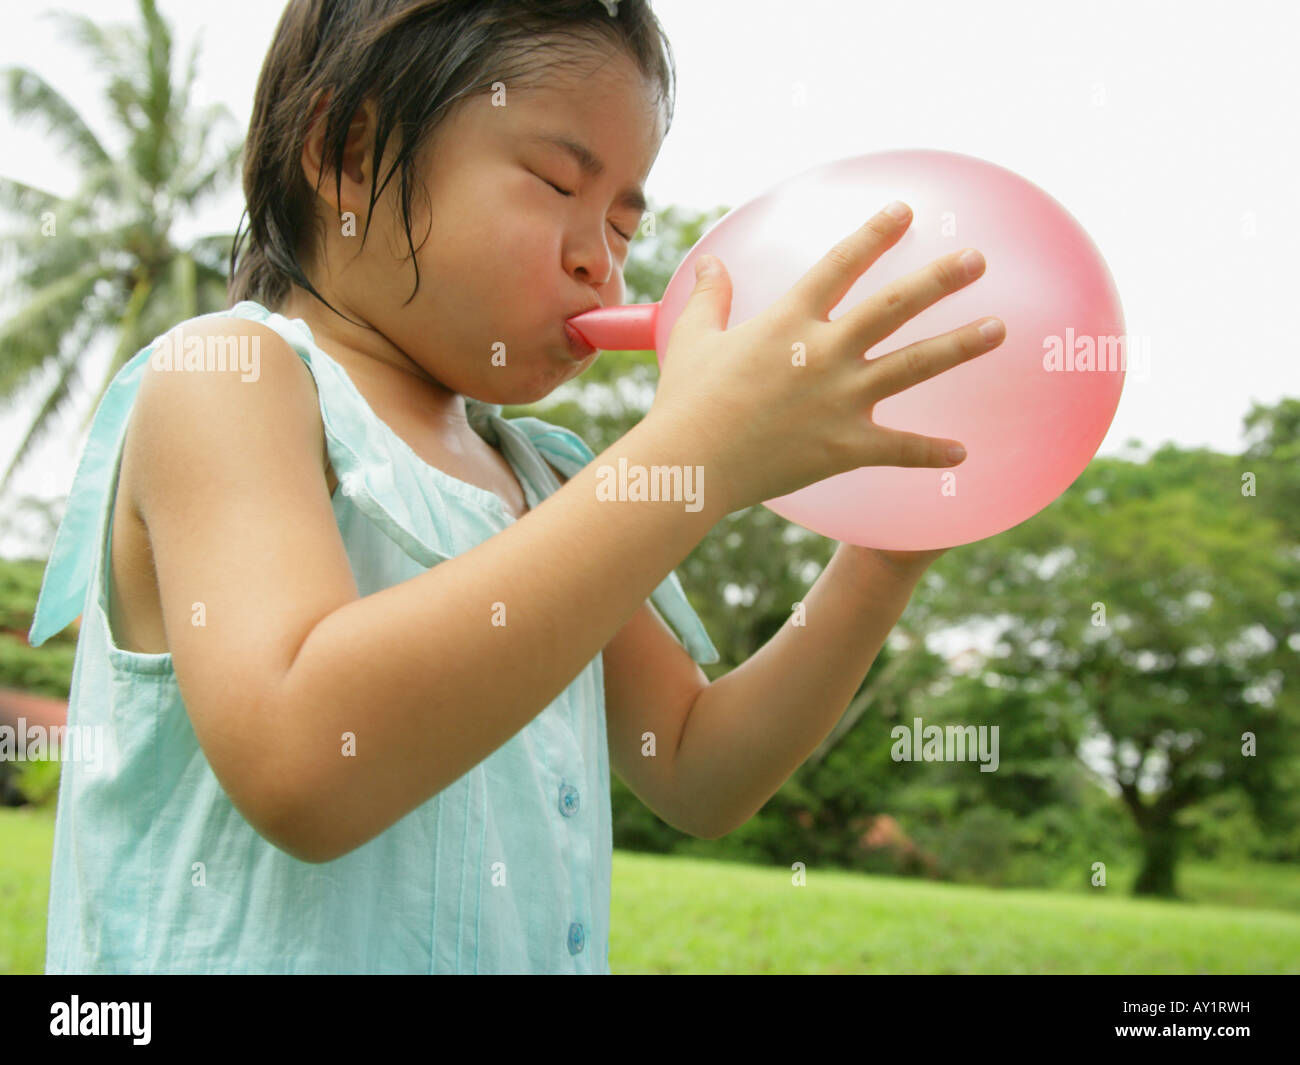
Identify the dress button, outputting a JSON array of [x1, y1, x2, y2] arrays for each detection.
[[558, 783, 580, 817], [567, 921, 585, 955]]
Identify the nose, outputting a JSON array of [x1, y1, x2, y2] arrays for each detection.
[[563, 228, 614, 289]]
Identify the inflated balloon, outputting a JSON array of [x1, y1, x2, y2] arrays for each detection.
[[567, 149, 1127, 550]]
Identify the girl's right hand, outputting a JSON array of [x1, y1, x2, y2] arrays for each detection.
[[645, 201, 1006, 516]]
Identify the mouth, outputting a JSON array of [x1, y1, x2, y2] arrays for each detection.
[[563, 320, 597, 361]]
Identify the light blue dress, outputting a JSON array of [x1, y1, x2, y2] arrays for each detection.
[[28, 299, 719, 974]]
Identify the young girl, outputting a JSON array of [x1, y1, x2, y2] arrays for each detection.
[[29, 0, 1000, 974]]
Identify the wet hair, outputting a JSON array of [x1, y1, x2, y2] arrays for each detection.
[[228, 0, 675, 322]]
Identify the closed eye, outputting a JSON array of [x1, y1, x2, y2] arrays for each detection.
[[535, 173, 632, 242], [539, 174, 574, 198]]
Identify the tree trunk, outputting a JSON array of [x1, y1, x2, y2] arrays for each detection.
[[1133, 822, 1181, 897]]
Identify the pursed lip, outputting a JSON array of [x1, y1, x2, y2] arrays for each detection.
[[562, 300, 602, 359], [563, 320, 596, 360]]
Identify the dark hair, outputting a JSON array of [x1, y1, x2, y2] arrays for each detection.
[[228, 0, 676, 321]]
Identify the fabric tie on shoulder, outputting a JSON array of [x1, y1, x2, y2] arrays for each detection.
[[28, 344, 160, 648]]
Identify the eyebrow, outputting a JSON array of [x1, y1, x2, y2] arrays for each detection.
[[527, 132, 648, 216]]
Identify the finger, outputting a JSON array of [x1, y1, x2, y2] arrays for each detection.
[[863, 316, 1005, 402], [836, 247, 987, 359], [784, 201, 913, 319], [672, 254, 734, 339], [870, 427, 969, 469]]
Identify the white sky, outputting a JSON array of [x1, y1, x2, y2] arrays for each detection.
[[2, 0, 1297, 518]]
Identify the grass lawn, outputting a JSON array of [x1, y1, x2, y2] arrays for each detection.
[[608, 850, 1300, 974], [0, 805, 54, 975], [4, 804, 1298, 974]]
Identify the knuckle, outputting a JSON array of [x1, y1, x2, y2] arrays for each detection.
[[934, 256, 962, 289], [881, 283, 905, 311], [907, 435, 931, 468], [861, 214, 894, 241], [823, 240, 855, 273], [902, 344, 925, 380]]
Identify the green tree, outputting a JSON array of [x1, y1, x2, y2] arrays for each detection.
[[0, 0, 242, 496], [894, 430, 1300, 897]]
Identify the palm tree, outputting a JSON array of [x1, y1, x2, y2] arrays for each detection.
[[0, 0, 243, 496]]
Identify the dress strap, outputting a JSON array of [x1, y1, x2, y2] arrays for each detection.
[[29, 344, 155, 647]]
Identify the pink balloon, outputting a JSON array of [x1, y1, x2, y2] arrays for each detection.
[[568, 149, 1127, 549]]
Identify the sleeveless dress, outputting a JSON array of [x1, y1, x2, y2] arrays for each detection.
[[28, 299, 719, 974]]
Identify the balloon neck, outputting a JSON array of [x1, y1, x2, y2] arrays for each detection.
[[566, 303, 659, 351]]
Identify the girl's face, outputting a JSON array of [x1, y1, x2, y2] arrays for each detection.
[[309, 46, 665, 408]]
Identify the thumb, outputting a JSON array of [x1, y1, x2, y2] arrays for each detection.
[[675, 254, 733, 336]]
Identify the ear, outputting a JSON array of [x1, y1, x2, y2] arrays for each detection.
[[300, 91, 377, 218]]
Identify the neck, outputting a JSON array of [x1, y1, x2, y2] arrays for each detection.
[[272, 284, 470, 430]]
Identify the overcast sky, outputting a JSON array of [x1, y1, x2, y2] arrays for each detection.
[[2, 0, 1297, 513]]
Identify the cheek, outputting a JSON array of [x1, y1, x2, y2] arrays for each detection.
[[601, 270, 627, 307], [413, 204, 539, 307], [486, 190, 560, 270], [419, 170, 543, 257]]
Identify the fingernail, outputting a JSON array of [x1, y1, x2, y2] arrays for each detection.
[[947, 445, 967, 463], [695, 254, 716, 280], [978, 318, 1004, 342], [961, 249, 984, 278], [884, 200, 910, 220]]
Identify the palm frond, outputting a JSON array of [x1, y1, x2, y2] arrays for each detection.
[[77, 155, 159, 216], [176, 30, 203, 114], [77, 273, 153, 431], [138, 0, 177, 187], [192, 264, 231, 303], [105, 71, 141, 139], [172, 252, 197, 322], [0, 265, 110, 399], [3, 0, 244, 493], [186, 232, 236, 273], [173, 134, 243, 208], [0, 66, 110, 172], [0, 341, 84, 498], [39, 10, 134, 74], [0, 175, 60, 218], [7, 224, 113, 297]]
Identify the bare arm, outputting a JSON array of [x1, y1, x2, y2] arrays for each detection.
[[131, 317, 728, 863], [671, 544, 927, 838]]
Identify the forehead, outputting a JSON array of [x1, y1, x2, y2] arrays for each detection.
[[502, 48, 666, 167]]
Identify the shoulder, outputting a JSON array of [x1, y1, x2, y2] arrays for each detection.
[[133, 314, 318, 409], [126, 315, 329, 513]]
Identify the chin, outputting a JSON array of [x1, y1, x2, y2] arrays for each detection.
[[480, 360, 580, 407]]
